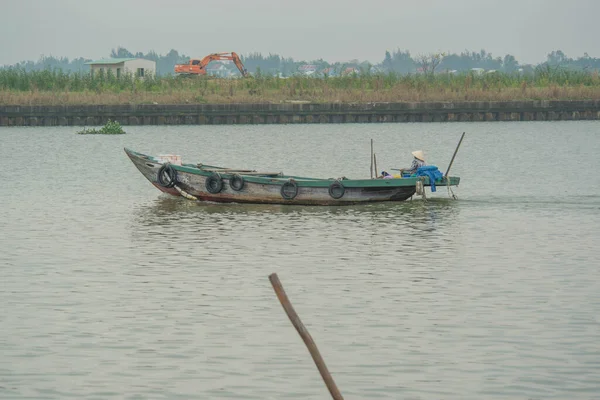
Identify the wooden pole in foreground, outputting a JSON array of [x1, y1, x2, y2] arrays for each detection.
[[444, 131, 466, 178], [374, 153, 378, 178], [268, 273, 344, 400]]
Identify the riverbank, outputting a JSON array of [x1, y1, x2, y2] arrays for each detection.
[[3, 70, 600, 125], [3, 67, 600, 105], [1, 100, 600, 126]]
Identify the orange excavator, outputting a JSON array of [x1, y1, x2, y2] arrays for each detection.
[[174, 52, 249, 77]]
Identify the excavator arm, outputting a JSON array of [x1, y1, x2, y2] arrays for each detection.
[[175, 52, 249, 77], [230, 52, 249, 77]]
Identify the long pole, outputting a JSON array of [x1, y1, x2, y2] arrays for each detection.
[[268, 273, 344, 400], [444, 132, 465, 178], [374, 153, 378, 178], [370, 139, 374, 179]]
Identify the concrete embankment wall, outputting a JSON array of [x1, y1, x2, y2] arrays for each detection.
[[1, 100, 600, 126]]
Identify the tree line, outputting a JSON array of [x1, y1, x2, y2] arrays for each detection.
[[3, 47, 600, 77]]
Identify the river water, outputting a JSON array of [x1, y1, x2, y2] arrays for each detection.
[[1, 122, 599, 399]]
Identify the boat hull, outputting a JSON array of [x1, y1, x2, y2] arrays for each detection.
[[125, 148, 458, 206]]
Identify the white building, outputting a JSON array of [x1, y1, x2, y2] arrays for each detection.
[[85, 58, 156, 78], [298, 64, 318, 75]]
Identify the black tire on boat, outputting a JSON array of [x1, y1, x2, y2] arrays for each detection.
[[328, 180, 345, 199], [229, 174, 245, 191], [280, 179, 298, 200], [157, 164, 177, 188], [205, 172, 223, 194]]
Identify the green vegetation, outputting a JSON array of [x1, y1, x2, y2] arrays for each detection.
[[0, 68, 160, 92], [5, 48, 600, 77], [2, 66, 600, 105], [77, 119, 126, 135]]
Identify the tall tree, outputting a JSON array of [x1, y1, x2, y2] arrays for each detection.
[[415, 53, 445, 75], [547, 50, 569, 66], [383, 50, 393, 72], [502, 54, 519, 72], [110, 46, 134, 58]]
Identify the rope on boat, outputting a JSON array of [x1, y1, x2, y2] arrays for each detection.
[[446, 178, 458, 200], [155, 161, 198, 200], [174, 184, 198, 201]]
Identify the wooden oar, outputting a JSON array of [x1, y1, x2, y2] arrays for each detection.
[[444, 131, 465, 178], [200, 168, 257, 172], [268, 273, 344, 400], [200, 169, 282, 176], [370, 139, 374, 179], [231, 171, 282, 176]]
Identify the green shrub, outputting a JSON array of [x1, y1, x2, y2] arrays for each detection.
[[77, 119, 126, 134]]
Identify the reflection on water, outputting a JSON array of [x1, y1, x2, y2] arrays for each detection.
[[130, 195, 461, 240], [132, 194, 460, 219]]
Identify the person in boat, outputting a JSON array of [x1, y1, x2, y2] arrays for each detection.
[[379, 170, 394, 179], [399, 150, 426, 175]]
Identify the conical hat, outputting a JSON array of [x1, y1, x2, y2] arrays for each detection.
[[412, 150, 425, 161]]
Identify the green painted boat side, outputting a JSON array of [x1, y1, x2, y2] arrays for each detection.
[[174, 162, 459, 188], [129, 153, 461, 189]]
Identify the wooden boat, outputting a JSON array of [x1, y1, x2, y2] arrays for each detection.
[[124, 147, 460, 206]]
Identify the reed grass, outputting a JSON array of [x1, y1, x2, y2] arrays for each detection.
[[2, 68, 600, 105]]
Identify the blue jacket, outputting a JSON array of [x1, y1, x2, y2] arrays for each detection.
[[416, 166, 443, 192]]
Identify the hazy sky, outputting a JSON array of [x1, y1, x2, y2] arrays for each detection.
[[2, 0, 599, 66]]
